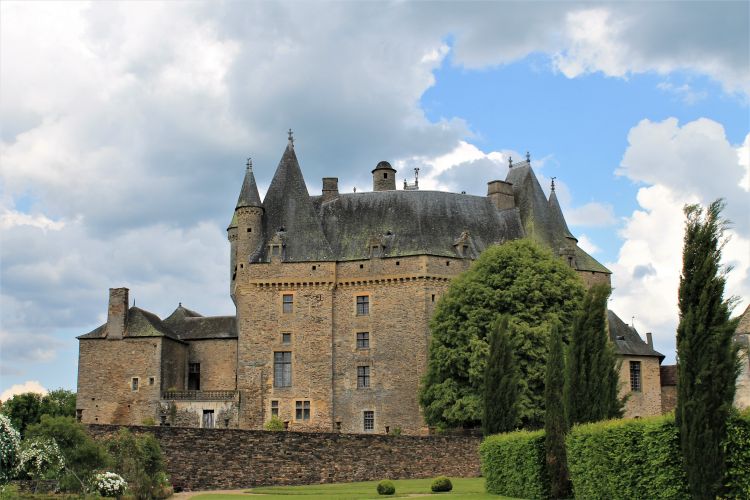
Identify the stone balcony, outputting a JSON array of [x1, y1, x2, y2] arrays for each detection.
[[161, 390, 238, 401]]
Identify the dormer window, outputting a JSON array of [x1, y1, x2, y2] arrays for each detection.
[[268, 232, 286, 262], [453, 231, 472, 258], [368, 235, 386, 259]]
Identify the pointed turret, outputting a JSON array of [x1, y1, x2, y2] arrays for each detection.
[[260, 130, 333, 262], [547, 178, 577, 244], [236, 158, 262, 209], [504, 156, 555, 248]]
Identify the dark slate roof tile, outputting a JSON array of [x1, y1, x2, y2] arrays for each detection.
[[608, 309, 664, 359]]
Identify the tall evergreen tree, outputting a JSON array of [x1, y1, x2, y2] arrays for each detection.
[[676, 200, 739, 500], [483, 316, 520, 435], [544, 323, 570, 499], [566, 283, 622, 425]]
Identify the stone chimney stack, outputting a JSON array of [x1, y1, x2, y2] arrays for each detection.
[[646, 332, 654, 348], [487, 180, 515, 210], [322, 177, 339, 202], [106, 287, 129, 340]]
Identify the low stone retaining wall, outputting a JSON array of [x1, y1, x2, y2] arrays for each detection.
[[86, 425, 481, 491]]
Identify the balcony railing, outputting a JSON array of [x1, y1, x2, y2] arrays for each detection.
[[161, 390, 237, 401]]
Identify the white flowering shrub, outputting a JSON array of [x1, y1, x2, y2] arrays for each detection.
[[0, 415, 21, 483], [18, 438, 65, 480], [93, 472, 128, 498]]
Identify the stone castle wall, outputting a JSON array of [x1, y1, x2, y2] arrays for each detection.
[[618, 356, 662, 418], [86, 424, 481, 491]]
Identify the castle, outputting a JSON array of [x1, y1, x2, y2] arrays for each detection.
[[76, 133, 667, 433]]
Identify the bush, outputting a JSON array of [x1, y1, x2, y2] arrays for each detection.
[[104, 428, 169, 500], [26, 415, 109, 492], [376, 479, 395, 495], [431, 476, 453, 492], [480, 429, 548, 499], [264, 416, 285, 432], [92, 472, 128, 497], [0, 415, 21, 483], [18, 438, 66, 485], [566, 412, 750, 499]]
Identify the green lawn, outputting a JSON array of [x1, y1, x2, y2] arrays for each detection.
[[191, 477, 516, 499]]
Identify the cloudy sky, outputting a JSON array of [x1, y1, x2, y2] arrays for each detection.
[[1, 1, 748, 399]]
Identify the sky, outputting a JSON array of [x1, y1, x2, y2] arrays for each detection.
[[1, 1, 748, 400]]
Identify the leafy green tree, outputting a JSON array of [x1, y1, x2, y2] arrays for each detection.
[[1, 392, 43, 437], [676, 200, 739, 500], [0, 414, 21, 483], [483, 316, 520, 435], [566, 283, 622, 425], [26, 415, 110, 492], [420, 239, 584, 429], [104, 428, 169, 500], [2, 389, 76, 437], [544, 323, 570, 499]]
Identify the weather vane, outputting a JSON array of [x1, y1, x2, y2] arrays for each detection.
[[288, 128, 294, 147]]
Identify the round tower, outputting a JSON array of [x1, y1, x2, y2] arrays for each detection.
[[230, 159, 264, 302], [372, 160, 396, 191]]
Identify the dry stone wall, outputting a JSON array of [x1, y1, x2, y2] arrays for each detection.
[[86, 425, 481, 491]]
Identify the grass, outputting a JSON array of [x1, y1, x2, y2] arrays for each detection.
[[191, 477, 516, 499]]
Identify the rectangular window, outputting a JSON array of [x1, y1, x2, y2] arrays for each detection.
[[271, 400, 279, 417], [282, 332, 291, 344], [630, 361, 642, 392], [357, 366, 370, 388], [356, 332, 370, 349], [274, 352, 292, 387], [295, 400, 310, 420], [188, 363, 200, 390], [202, 409, 214, 428], [131, 377, 139, 391], [363, 410, 374, 431], [148, 377, 155, 386], [356, 295, 369, 316], [282, 294, 294, 313]]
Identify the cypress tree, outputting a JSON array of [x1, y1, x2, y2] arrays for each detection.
[[544, 323, 570, 499], [566, 283, 623, 425], [483, 316, 520, 435], [676, 200, 739, 500]]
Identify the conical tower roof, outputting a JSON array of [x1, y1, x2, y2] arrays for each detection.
[[504, 158, 555, 248], [235, 159, 262, 209], [259, 134, 333, 262], [547, 181, 577, 243]]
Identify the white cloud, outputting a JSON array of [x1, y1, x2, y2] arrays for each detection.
[[576, 234, 601, 255], [566, 202, 616, 227], [657, 82, 708, 105], [1, 381, 48, 402], [609, 119, 750, 363], [0, 210, 66, 231]]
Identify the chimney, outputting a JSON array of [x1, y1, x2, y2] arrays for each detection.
[[322, 177, 339, 202], [646, 332, 654, 348], [487, 180, 515, 210], [106, 287, 129, 339]]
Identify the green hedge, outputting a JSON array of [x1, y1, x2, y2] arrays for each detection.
[[566, 411, 750, 500], [480, 429, 548, 499]]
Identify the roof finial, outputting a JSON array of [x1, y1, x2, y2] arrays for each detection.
[[246, 157, 252, 171], [287, 128, 294, 147], [526, 151, 531, 163], [508, 156, 513, 168], [551, 176, 556, 191], [179, 302, 182, 307]]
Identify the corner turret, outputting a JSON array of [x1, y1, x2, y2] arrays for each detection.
[[372, 161, 396, 191], [229, 157, 264, 302]]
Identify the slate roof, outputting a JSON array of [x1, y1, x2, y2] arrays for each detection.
[[315, 191, 524, 260], [236, 164, 262, 209], [736, 304, 750, 335], [78, 305, 237, 341], [256, 143, 333, 262], [607, 309, 664, 360]]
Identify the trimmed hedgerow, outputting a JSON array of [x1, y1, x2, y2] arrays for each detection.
[[566, 415, 688, 500], [566, 412, 750, 500], [480, 429, 548, 499]]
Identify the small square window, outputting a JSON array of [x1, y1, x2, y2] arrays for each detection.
[[282, 333, 291, 344], [148, 377, 155, 386], [363, 410, 374, 431], [357, 366, 370, 388], [431, 294, 436, 302], [356, 332, 370, 349], [295, 400, 310, 421], [131, 377, 139, 391], [446, 261, 450, 266], [396, 261, 400, 266], [271, 400, 279, 417], [356, 295, 369, 316], [282, 294, 293, 314], [202, 409, 215, 428], [359, 264, 364, 269]]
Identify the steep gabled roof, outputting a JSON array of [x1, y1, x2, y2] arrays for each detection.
[[235, 163, 262, 209], [505, 161, 555, 248], [168, 316, 237, 340], [607, 310, 664, 360], [163, 304, 203, 326], [257, 142, 333, 262], [548, 187, 576, 243], [77, 307, 182, 341]]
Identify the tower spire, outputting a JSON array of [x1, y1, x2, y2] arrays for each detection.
[[551, 176, 556, 192], [287, 128, 294, 148]]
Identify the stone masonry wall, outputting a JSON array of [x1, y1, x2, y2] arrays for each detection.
[[188, 340, 237, 391], [86, 425, 481, 491], [618, 356, 662, 418]]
